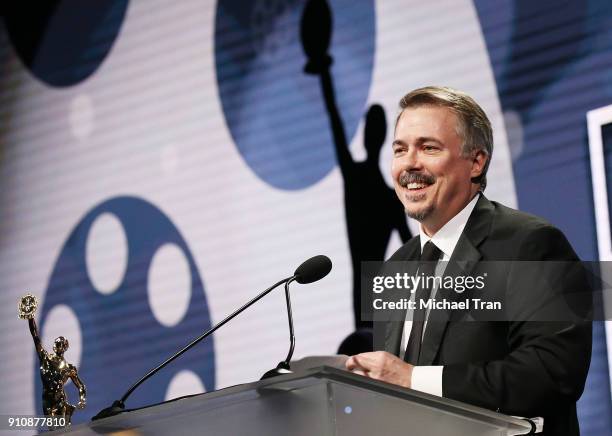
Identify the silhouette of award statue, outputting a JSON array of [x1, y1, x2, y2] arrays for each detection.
[[19, 294, 86, 425], [300, 0, 412, 333]]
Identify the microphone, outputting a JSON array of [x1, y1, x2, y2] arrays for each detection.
[[261, 255, 332, 379], [92, 255, 332, 421], [294, 254, 333, 284]]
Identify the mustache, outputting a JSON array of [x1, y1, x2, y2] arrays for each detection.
[[399, 171, 436, 187]]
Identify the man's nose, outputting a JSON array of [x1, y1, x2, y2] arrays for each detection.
[[402, 146, 422, 170]]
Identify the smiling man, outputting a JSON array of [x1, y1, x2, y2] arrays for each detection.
[[345, 86, 591, 436]]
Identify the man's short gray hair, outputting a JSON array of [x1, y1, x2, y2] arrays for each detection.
[[397, 86, 493, 191]]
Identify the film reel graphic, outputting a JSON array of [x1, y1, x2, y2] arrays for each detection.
[[37, 197, 215, 423]]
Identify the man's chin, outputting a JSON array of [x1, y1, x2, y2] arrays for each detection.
[[405, 205, 433, 222]]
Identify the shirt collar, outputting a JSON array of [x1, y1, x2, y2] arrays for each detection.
[[419, 193, 480, 259]]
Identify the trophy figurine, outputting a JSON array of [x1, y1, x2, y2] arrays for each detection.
[[19, 294, 86, 425]]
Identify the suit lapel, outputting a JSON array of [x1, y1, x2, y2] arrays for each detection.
[[417, 195, 493, 365]]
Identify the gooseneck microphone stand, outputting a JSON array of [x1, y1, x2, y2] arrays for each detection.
[[93, 254, 332, 421], [92, 276, 292, 421], [261, 277, 297, 379]]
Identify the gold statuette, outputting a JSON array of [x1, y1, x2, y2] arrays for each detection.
[[19, 294, 86, 427]]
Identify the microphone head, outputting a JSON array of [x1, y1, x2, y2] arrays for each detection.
[[294, 255, 332, 284]]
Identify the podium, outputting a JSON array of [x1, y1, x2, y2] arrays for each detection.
[[55, 367, 533, 435]]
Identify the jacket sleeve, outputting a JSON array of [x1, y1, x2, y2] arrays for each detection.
[[441, 225, 592, 416]]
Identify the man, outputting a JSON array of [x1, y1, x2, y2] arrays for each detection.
[[345, 86, 591, 435]]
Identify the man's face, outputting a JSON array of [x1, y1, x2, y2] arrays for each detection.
[[392, 105, 482, 235]]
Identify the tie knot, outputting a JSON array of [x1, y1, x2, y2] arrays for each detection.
[[420, 241, 442, 262]]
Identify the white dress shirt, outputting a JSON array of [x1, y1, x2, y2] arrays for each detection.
[[402, 194, 480, 397]]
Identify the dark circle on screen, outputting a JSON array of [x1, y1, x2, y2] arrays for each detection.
[[37, 196, 215, 423], [214, 0, 375, 190], [3, 0, 129, 87]]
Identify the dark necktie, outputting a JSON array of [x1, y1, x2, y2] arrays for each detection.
[[403, 241, 442, 365]]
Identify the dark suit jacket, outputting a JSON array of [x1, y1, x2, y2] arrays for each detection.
[[378, 195, 592, 436]]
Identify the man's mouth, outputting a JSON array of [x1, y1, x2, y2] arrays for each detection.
[[399, 172, 436, 193], [407, 182, 429, 191]]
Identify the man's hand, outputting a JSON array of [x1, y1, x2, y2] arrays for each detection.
[[345, 351, 414, 388]]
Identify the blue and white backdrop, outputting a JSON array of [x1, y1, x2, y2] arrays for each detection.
[[0, 0, 611, 433]]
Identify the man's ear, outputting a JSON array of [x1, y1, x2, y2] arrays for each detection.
[[470, 149, 487, 179]]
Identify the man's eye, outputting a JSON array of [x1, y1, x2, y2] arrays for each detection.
[[423, 145, 438, 151]]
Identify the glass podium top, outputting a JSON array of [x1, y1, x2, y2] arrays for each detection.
[[50, 366, 533, 436]]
